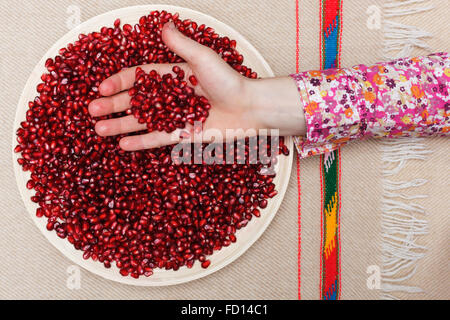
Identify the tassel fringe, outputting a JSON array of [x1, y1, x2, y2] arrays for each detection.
[[380, 137, 430, 299], [382, 0, 434, 59], [380, 1, 434, 296]]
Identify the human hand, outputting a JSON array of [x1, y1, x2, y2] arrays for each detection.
[[89, 22, 305, 151]]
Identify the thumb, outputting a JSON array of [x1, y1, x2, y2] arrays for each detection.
[[162, 22, 216, 67]]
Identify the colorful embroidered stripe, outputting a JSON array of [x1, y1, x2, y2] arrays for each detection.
[[319, 0, 342, 300], [320, 150, 341, 299]]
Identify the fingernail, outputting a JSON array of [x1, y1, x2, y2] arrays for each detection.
[[167, 22, 175, 30], [179, 130, 191, 140], [98, 83, 106, 95]]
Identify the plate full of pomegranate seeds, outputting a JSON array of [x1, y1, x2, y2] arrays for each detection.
[[12, 5, 293, 286]]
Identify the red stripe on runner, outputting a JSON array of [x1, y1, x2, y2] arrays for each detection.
[[337, 149, 342, 298], [297, 155, 301, 300], [338, 0, 343, 67], [295, 0, 302, 300], [296, 0, 300, 73], [319, 154, 324, 298]]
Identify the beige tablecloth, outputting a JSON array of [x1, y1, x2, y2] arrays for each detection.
[[0, 0, 448, 299]]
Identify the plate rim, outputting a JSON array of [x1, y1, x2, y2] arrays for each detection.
[[11, 4, 294, 286]]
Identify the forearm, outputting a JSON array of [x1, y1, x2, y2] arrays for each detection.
[[288, 52, 449, 158], [245, 76, 306, 136], [237, 53, 448, 159]]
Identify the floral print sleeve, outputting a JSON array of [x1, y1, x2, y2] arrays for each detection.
[[291, 52, 450, 158]]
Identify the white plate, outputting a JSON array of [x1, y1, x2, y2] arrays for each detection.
[[12, 4, 293, 286]]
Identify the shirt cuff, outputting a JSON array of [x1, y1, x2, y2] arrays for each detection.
[[290, 69, 363, 158]]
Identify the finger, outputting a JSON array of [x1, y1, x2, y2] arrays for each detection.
[[99, 63, 186, 96], [119, 130, 182, 151], [162, 22, 217, 68], [88, 91, 131, 117], [95, 115, 147, 137]]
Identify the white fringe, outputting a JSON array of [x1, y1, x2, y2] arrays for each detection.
[[323, 151, 335, 173], [382, 0, 434, 59], [381, 137, 432, 176], [378, 0, 434, 300], [380, 137, 430, 299], [381, 293, 400, 300], [383, 179, 428, 199], [383, 0, 434, 17]]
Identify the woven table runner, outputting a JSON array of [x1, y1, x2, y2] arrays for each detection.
[[296, 0, 449, 300], [0, 0, 448, 299]]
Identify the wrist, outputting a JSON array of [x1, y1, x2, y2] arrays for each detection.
[[244, 76, 306, 136]]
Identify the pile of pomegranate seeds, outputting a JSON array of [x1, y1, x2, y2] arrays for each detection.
[[127, 67, 210, 133], [15, 10, 289, 279]]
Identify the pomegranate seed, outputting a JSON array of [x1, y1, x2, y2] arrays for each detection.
[[127, 68, 208, 133], [188, 75, 198, 86], [201, 260, 211, 269], [14, 10, 289, 279]]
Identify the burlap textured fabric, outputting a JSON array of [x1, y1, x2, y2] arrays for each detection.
[[0, 0, 448, 299]]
